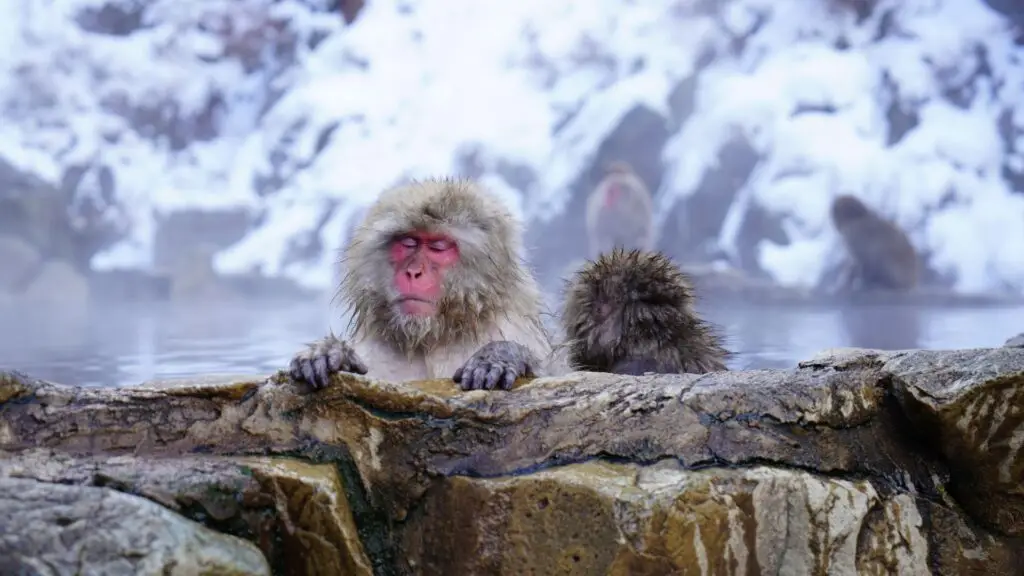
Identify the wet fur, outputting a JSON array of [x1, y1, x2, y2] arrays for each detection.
[[561, 248, 729, 375], [831, 195, 918, 291], [585, 162, 655, 259]]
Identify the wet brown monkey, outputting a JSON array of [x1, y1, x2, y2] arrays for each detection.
[[561, 248, 730, 375], [289, 178, 554, 391], [830, 194, 918, 291], [585, 161, 655, 258]]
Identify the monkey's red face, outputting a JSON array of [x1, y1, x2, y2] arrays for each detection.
[[603, 183, 622, 208], [389, 232, 459, 317]]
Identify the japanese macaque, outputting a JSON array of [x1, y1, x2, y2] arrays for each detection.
[[585, 161, 655, 259], [289, 178, 554, 391], [831, 194, 918, 291], [561, 248, 730, 375]]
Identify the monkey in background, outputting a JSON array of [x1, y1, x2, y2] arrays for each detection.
[[830, 195, 918, 292], [290, 178, 555, 391], [585, 161, 655, 259], [561, 248, 730, 375]]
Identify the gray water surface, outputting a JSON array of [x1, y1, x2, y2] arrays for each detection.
[[0, 299, 1019, 387]]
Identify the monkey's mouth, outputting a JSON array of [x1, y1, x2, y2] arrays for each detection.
[[394, 296, 437, 317]]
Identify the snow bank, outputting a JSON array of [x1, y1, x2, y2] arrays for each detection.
[[1, 0, 1023, 293], [661, 0, 1024, 292]]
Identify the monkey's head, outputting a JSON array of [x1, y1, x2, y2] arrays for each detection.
[[342, 178, 535, 351], [603, 160, 634, 175], [830, 194, 871, 228], [562, 248, 699, 371], [599, 161, 640, 208]]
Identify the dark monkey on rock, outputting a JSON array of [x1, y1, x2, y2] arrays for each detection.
[[289, 178, 556, 391], [561, 248, 730, 375], [830, 194, 919, 292]]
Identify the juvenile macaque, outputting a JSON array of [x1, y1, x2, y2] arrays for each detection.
[[831, 194, 918, 291], [290, 178, 554, 391], [585, 161, 655, 259], [561, 248, 730, 375]]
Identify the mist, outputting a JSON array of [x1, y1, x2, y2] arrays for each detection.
[[2, 0, 1024, 386]]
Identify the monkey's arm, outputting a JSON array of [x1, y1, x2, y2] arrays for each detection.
[[289, 334, 368, 390], [453, 341, 539, 391]]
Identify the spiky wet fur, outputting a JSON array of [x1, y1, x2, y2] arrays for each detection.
[[561, 248, 729, 374], [341, 177, 545, 354]]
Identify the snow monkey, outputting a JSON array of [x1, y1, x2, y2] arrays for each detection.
[[830, 194, 918, 292], [289, 178, 555, 391], [561, 248, 730, 375], [585, 161, 655, 259]]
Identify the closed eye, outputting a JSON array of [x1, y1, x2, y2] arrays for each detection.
[[428, 239, 454, 251]]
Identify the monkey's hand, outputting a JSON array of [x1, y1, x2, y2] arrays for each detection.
[[453, 340, 537, 391], [289, 334, 368, 390]]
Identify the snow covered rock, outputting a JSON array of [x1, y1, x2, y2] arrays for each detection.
[[2, 0, 1024, 297]]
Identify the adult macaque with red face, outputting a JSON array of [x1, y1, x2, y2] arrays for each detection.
[[585, 161, 655, 259], [290, 178, 556, 391]]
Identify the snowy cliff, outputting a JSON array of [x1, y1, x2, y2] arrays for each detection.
[[2, 0, 1023, 295]]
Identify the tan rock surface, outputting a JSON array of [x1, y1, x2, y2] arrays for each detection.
[[0, 449, 372, 576], [1, 345, 1023, 574]]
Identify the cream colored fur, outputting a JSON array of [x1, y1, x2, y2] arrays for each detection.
[[585, 164, 655, 259], [340, 178, 558, 381]]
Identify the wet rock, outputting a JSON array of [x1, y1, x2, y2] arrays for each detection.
[[0, 157, 122, 274], [0, 476, 270, 575], [0, 449, 372, 576], [153, 208, 250, 276], [403, 462, 938, 575], [334, 0, 366, 24], [1, 346, 1023, 574], [657, 134, 760, 266]]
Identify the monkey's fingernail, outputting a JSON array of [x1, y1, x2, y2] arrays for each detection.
[[472, 366, 488, 389], [312, 356, 329, 380], [300, 363, 317, 387], [503, 372, 516, 390], [485, 366, 502, 390]]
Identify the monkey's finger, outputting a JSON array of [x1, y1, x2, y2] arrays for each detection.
[[502, 370, 516, 391], [299, 361, 320, 390], [471, 365, 490, 391], [452, 366, 464, 383], [348, 354, 369, 375], [455, 358, 481, 387], [312, 356, 332, 389], [483, 365, 504, 390]]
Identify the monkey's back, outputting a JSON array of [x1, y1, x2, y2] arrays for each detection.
[[840, 215, 918, 290], [563, 249, 729, 375]]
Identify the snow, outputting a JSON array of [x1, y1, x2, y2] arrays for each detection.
[[1, 0, 1024, 294]]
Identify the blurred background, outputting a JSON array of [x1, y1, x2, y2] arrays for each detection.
[[1, 0, 1023, 386]]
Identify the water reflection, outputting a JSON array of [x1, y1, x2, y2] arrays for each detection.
[[0, 299, 1019, 387], [838, 305, 922, 351]]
